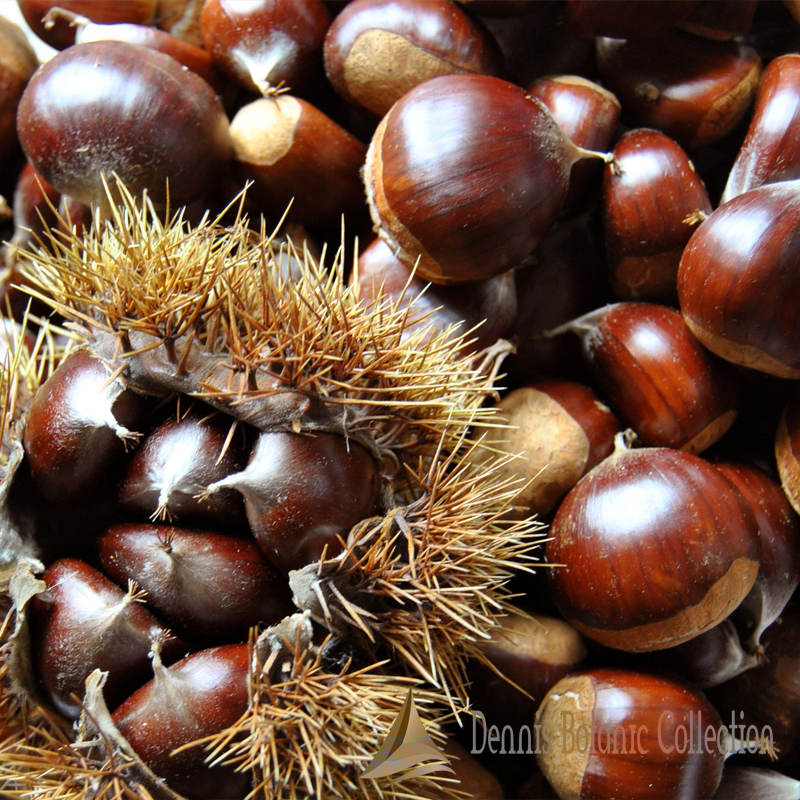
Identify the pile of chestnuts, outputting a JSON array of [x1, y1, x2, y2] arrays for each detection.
[[3, 1, 800, 799]]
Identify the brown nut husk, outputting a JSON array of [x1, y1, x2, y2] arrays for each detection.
[[0, 183, 543, 799]]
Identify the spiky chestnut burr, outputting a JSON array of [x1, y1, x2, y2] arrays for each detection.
[[289, 434, 543, 709], [188, 613, 461, 800], [0, 183, 542, 798], [18, 184, 507, 457]]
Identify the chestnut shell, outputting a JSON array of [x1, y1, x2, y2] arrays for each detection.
[[17, 40, 232, 211]]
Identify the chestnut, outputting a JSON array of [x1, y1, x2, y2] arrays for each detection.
[[678, 180, 800, 378], [536, 668, 727, 799], [715, 460, 800, 652], [559, 302, 739, 453], [475, 378, 620, 517], [18, 0, 158, 50], [527, 75, 621, 214], [354, 236, 517, 356], [0, 15, 39, 160], [324, 0, 503, 119], [111, 643, 251, 800], [547, 439, 760, 651], [722, 53, 800, 204], [43, 6, 227, 94], [28, 558, 184, 719], [22, 349, 152, 506], [97, 523, 295, 643], [602, 129, 712, 301], [16, 40, 232, 213], [229, 94, 368, 230], [2, 160, 75, 318], [118, 403, 249, 527], [364, 73, 608, 285], [596, 31, 761, 149], [205, 430, 382, 573], [5, 163, 60, 263], [2, 163, 61, 318], [200, 0, 330, 95], [467, 609, 588, 735]]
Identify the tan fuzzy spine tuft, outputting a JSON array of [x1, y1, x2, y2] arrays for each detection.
[[17, 181, 509, 464], [185, 615, 464, 800], [291, 431, 546, 712]]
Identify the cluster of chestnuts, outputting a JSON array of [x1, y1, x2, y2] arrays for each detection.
[[2, 1, 800, 800]]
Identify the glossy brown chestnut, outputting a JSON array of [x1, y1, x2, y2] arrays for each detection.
[[596, 32, 761, 149], [722, 54, 800, 204], [468, 609, 587, 735], [119, 404, 249, 527], [200, 0, 329, 95], [229, 94, 368, 229], [547, 442, 760, 651], [536, 668, 726, 799], [18, 0, 157, 50], [97, 523, 295, 643], [354, 237, 517, 356], [1, 160, 63, 317], [0, 16, 39, 159], [476, 378, 620, 517], [603, 129, 712, 301], [364, 73, 602, 285], [46, 7, 226, 94], [528, 75, 621, 213], [677, 180, 800, 378], [324, 0, 503, 119], [3, 163, 60, 279], [22, 349, 152, 505], [28, 558, 183, 719], [112, 643, 251, 800], [206, 430, 382, 573], [16, 41, 232, 213], [564, 302, 739, 453], [715, 461, 800, 652]]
